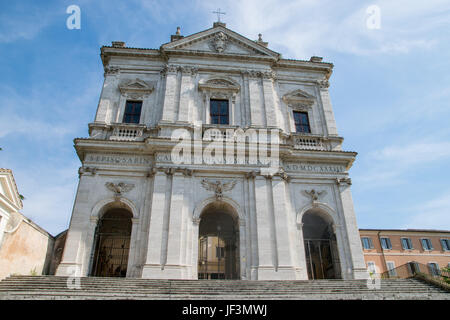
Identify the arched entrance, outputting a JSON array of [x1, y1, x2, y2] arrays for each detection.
[[90, 208, 132, 277], [302, 210, 341, 279], [198, 202, 240, 280]]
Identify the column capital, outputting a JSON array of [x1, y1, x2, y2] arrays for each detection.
[[336, 177, 352, 186], [316, 79, 330, 89]]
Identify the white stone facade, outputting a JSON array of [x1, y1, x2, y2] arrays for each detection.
[[56, 23, 368, 280]]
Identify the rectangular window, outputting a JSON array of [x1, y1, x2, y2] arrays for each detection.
[[361, 237, 374, 250], [428, 263, 440, 276], [386, 262, 397, 276], [407, 262, 420, 275], [421, 238, 433, 251], [210, 99, 229, 125], [401, 237, 413, 250], [123, 100, 142, 124], [380, 237, 392, 250], [293, 111, 311, 133], [367, 262, 376, 274], [440, 239, 450, 251]]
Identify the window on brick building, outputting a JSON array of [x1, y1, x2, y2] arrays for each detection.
[[428, 263, 440, 276], [421, 238, 433, 251], [386, 261, 397, 276], [440, 238, 450, 251], [401, 237, 413, 250], [361, 237, 374, 250], [380, 237, 392, 250]]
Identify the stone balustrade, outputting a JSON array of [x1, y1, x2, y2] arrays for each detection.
[[109, 123, 146, 141]]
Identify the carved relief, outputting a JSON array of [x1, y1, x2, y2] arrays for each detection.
[[209, 32, 228, 53], [336, 177, 352, 186], [181, 66, 198, 76], [78, 166, 97, 177], [303, 189, 327, 203], [105, 182, 135, 198], [317, 80, 330, 89], [201, 179, 237, 200], [104, 66, 120, 76]]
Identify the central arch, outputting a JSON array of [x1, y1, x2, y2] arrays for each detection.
[[90, 208, 133, 277], [197, 201, 240, 280], [302, 209, 341, 280]]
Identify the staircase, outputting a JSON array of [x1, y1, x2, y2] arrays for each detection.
[[0, 275, 448, 300]]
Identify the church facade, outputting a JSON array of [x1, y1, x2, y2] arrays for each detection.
[[56, 22, 368, 280]]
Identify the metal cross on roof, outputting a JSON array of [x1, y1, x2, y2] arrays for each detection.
[[213, 8, 226, 22]]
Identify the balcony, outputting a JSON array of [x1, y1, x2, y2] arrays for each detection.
[[109, 123, 146, 141], [88, 123, 147, 142], [288, 133, 343, 151]]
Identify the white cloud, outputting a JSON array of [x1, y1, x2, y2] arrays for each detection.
[[402, 191, 450, 230], [13, 164, 79, 236], [355, 140, 450, 189], [197, 0, 450, 57]]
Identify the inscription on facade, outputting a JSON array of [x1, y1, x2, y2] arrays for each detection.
[[85, 154, 152, 166], [284, 163, 345, 173]]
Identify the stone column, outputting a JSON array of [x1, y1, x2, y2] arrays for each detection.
[[165, 171, 185, 278], [126, 218, 140, 277], [239, 218, 247, 280], [253, 174, 277, 279], [295, 222, 309, 280], [160, 65, 179, 123], [56, 173, 95, 277], [191, 218, 200, 279], [261, 71, 278, 128], [336, 178, 369, 280], [142, 170, 170, 278], [178, 67, 197, 123], [81, 216, 99, 276], [247, 71, 264, 126], [241, 71, 251, 126], [271, 175, 297, 279], [95, 66, 120, 124], [246, 171, 259, 280], [317, 80, 338, 136]]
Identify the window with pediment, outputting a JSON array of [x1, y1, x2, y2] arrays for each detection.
[[116, 79, 154, 124], [199, 78, 240, 125], [282, 89, 316, 134]]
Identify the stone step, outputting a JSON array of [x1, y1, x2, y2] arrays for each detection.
[[0, 276, 447, 300]]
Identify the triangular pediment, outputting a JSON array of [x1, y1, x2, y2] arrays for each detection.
[[282, 89, 316, 105], [161, 26, 280, 59], [0, 169, 23, 211], [119, 79, 154, 94]]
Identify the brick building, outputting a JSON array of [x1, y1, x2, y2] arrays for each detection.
[[359, 229, 450, 276]]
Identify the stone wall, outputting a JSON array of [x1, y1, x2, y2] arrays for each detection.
[[0, 214, 54, 279]]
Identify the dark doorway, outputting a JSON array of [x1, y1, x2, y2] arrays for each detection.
[[91, 208, 132, 277], [302, 211, 341, 279], [198, 203, 239, 280]]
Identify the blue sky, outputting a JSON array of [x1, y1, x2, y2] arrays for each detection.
[[1, 0, 449, 236]]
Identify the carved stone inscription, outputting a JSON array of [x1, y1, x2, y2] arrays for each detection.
[[85, 154, 152, 166], [284, 163, 345, 174]]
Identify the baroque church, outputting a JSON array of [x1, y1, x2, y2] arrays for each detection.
[[56, 21, 368, 281]]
